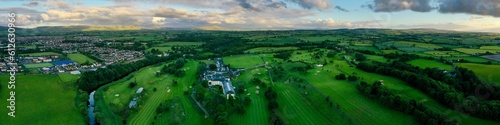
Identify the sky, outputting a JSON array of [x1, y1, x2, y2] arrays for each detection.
[[0, 0, 499, 32]]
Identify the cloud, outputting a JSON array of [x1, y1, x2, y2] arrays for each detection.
[[368, 0, 433, 12], [288, 0, 331, 10], [335, 6, 349, 12], [0, 7, 43, 13], [44, 0, 71, 9], [438, 0, 500, 17], [23, 1, 40, 7]]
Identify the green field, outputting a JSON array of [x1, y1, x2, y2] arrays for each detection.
[[455, 63, 500, 85], [101, 61, 206, 125], [244, 47, 298, 53], [332, 61, 500, 125], [0, 75, 84, 125], [157, 42, 204, 46], [147, 47, 172, 52], [300, 64, 417, 125], [351, 46, 382, 54], [407, 59, 453, 70], [394, 41, 443, 49], [455, 48, 500, 54], [68, 53, 96, 64], [24, 63, 53, 68], [227, 68, 270, 125], [481, 46, 500, 51], [424, 51, 469, 57], [58, 73, 81, 83], [446, 56, 493, 63], [20, 52, 61, 56], [223, 55, 265, 68]]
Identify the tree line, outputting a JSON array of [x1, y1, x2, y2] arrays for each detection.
[[357, 81, 457, 125], [76, 54, 178, 92], [357, 61, 500, 121]]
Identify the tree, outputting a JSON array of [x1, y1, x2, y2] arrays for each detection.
[[348, 75, 358, 81], [335, 73, 347, 80], [354, 53, 366, 61], [243, 96, 252, 106], [209, 64, 217, 71], [128, 82, 136, 88]]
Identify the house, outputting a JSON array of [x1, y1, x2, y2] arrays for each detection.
[[70, 71, 81, 75]]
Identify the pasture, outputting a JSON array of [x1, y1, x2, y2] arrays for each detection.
[[68, 53, 96, 64], [20, 52, 61, 56], [24, 63, 53, 68], [244, 47, 298, 53], [455, 48, 500, 54], [407, 59, 453, 70], [0, 75, 84, 125], [455, 63, 500, 85], [223, 55, 265, 68], [157, 42, 204, 46]]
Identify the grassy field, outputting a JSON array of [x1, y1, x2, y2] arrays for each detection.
[[351, 46, 382, 54], [101, 61, 206, 125], [24, 63, 53, 68], [394, 41, 442, 49], [455, 48, 500, 54], [446, 56, 493, 63], [333, 61, 500, 125], [20, 52, 61, 56], [0, 75, 84, 125], [68, 53, 96, 64], [147, 47, 172, 52], [382, 50, 401, 54], [228, 68, 270, 125], [223, 55, 265, 68], [58, 73, 81, 82], [301, 64, 417, 125], [407, 59, 453, 70], [157, 42, 204, 46], [424, 51, 469, 57], [455, 63, 500, 85], [481, 46, 500, 51], [244, 47, 298, 53]]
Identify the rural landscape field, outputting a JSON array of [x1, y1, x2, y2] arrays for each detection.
[[1, 0, 500, 125]]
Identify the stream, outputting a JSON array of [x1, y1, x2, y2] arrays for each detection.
[[88, 91, 96, 125]]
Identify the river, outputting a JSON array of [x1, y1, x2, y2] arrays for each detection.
[[88, 91, 96, 125]]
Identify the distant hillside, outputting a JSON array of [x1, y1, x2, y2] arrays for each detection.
[[81, 25, 141, 31]]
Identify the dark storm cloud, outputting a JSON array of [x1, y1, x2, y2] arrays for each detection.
[[438, 0, 500, 17], [368, 0, 433, 12], [237, 0, 253, 9]]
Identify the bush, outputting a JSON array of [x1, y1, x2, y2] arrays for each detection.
[[128, 82, 136, 88], [347, 75, 358, 81], [335, 73, 346, 80]]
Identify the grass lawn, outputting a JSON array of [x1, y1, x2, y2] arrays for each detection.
[[101, 61, 206, 125], [455, 63, 500, 85], [407, 59, 453, 70], [228, 68, 270, 125], [24, 63, 53, 68], [20, 52, 61, 56], [157, 42, 204, 46], [68, 53, 96, 64], [0, 75, 84, 125], [58, 73, 81, 82], [223, 55, 265, 68], [301, 64, 417, 125], [244, 47, 298, 53]]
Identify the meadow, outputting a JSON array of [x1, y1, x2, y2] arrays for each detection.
[[407, 59, 453, 70], [20, 52, 61, 56], [223, 55, 265, 68], [24, 63, 53, 69], [68, 53, 96, 64], [0, 75, 84, 125], [157, 42, 204, 46], [455, 63, 500, 85], [244, 47, 298, 53], [455, 48, 500, 54]]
